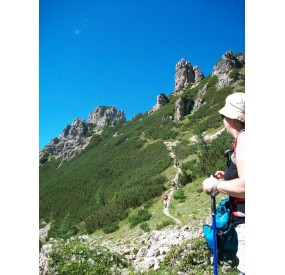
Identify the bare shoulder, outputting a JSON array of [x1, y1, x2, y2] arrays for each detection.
[[238, 130, 245, 143], [237, 131, 245, 152]]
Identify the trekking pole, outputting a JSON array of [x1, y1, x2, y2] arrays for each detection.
[[210, 176, 220, 275]]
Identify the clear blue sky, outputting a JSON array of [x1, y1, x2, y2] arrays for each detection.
[[40, 0, 245, 150]]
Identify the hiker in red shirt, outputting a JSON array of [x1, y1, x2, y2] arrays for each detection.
[[163, 194, 168, 208]]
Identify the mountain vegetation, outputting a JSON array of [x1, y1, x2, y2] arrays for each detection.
[[40, 50, 245, 274]]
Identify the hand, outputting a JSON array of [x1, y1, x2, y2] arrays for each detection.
[[215, 171, 225, 180], [202, 175, 220, 195]]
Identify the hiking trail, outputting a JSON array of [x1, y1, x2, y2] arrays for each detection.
[[163, 141, 182, 225]]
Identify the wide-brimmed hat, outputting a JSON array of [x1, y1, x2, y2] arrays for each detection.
[[219, 92, 245, 122]]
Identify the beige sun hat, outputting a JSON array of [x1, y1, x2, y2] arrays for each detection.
[[219, 92, 245, 122]]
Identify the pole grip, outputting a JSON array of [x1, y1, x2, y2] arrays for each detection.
[[210, 175, 220, 198]]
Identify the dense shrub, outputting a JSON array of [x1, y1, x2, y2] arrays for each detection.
[[143, 200, 154, 209], [172, 140, 195, 160], [229, 69, 239, 79], [181, 160, 195, 171], [190, 130, 233, 178], [85, 134, 102, 148], [48, 236, 128, 274], [207, 75, 218, 87], [58, 213, 79, 240], [178, 169, 192, 186], [181, 88, 232, 132], [128, 209, 152, 228], [173, 189, 187, 203], [156, 220, 175, 230], [140, 222, 151, 232], [103, 222, 120, 234], [119, 209, 131, 220], [181, 159, 198, 181], [40, 156, 48, 164], [156, 235, 239, 274]]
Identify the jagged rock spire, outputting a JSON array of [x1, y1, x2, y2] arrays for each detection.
[[174, 58, 204, 94]]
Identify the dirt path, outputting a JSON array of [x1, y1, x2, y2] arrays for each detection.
[[163, 187, 182, 225], [163, 141, 182, 225]]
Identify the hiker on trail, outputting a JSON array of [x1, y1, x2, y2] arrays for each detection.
[[202, 92, 245, 274], [171, 180, 176, 189], [163, 194, 168, 208], [174, 157, 179, 168]]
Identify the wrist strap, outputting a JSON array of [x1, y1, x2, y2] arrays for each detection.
[[211, 180, 220, 197]]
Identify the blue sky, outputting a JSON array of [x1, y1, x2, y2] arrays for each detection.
[[40, 0, 245, 149]]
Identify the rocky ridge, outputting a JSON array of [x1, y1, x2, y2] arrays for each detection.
[[40, 50, 244, 165], [212, 50, 245, 88], [39, 106, 125, 165], [101, 223, 207, 273], [148, 50, 244, 121]]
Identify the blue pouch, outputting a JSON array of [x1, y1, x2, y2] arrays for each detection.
[[203, 198, 238, 262]]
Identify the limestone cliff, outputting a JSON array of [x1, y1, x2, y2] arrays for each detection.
[[174, 59, 204, 94], [39, 106, 125, 165], [212, 50, 245, 88]]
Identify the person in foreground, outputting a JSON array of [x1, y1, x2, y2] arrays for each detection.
[[202, 92, 245, 274]]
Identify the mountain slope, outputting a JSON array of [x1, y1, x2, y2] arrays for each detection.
[[40, 51, 244, 244]]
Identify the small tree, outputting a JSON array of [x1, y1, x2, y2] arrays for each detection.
[[173, 189, 187, 203], [59, 213, 78, 239], [178, 169, 191, 186], [103, 222, 119, 234]]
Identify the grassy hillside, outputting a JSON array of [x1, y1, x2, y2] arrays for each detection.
[[40, 127, 172, 236]]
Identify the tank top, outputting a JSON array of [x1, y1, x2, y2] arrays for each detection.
[[224, 130, 245, 220]]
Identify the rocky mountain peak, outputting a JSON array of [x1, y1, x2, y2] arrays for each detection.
[[61, 118, 89, 138], [88, 106, 126, 128], [174, 58, 204, 95], [40, 106, 125, 166], [212, 50, 245, 88]]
